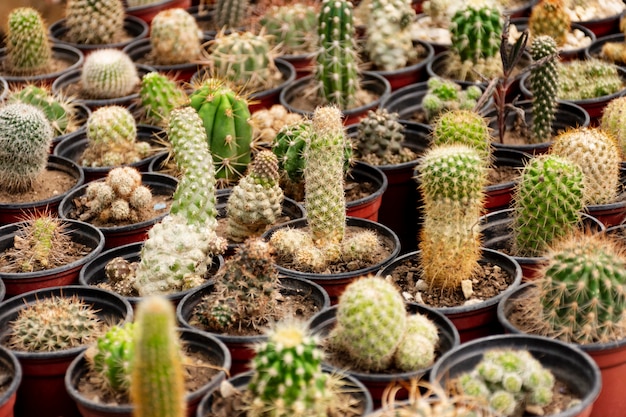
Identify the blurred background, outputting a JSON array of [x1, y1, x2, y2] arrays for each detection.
[[1, 0, 65, 34]]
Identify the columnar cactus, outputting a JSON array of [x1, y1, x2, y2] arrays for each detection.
[[528, 0, 571, 47], [558, 59, 624, 101], [355, 108, 416, 165], [130, 296, 186, 417], [550, 127, 621, 206], [64, 0, 125, 45], [8, 85, 74, 136], [150, 8, 202, 65], [0, 102, 53, 194], [189, 78, 253, 185], [5, 7, 51, 74], [259, 3, 318, 55], [81, 49, 140, 99], [86, 323, 135, 395], [529, 35, 559, 144], [214, 0, 249, 30], [511, 154, 584, 257], [601, 96, 626, 154], [138, 72, 188, 128], [430, 109, 492, 162], [421, 77, 483, 123]]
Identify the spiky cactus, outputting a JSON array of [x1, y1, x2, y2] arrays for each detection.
[[601, 96, 626, 155], [64, 0, 125, 45], [529, 35, 559, 144], [355, 108, 417, 165], [259, 3, 318, 55], [416, 144, 488, 291], [130, 296, 186, 417], [81, 49, 140, 99], [0, 102, 53, 194], [558, 59, 624, 101], [214, 0, 249, 30], [450, 4, 502, 64], [138, 72, 188, 128], [430, 109, 492, 162], [528, 0, 571, 47], [421, 77, 483, 123], [8, 84, 75, 136], [189, 78, 253, 185], [86, 323, 135, 395], [550, 127, 621, 206], [511, 154, 585, 257], [150, 8, 202, 65], [5, 7, 51, 75]]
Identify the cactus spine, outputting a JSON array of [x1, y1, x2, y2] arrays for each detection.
[[528, 0, 571, 47], [5, 7, 51, 75], [214, 0, 249, 30], [65, 0, 125, 45], [150, 8, 202, 65], [529, 35, 559, 144], [601, 96, 626, 155], [355, 108, 417, 165], [138, 72, 188, 128], [81, 49, 140, 99], [130, 296, 186, 417], [86, 323, 135, 395], [8, 84, 75, 136], [259, 4, 319, 55], [430, 109, 492, 162]]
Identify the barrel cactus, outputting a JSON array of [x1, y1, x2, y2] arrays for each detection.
[[5, 7, 51, 75], [529, 35, 559, 144], [150, 8, 202, 65], [558, 59, 624, 101], [528, 0, 571, 47], [138, 72, 188, 127], [64, 0, 125, 45], [80, 49, 140, 99], [430, 109, 492, 162], [259, 3, 318, 55], [355, 108, 416, 165]]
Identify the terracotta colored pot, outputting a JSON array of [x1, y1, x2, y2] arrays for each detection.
[[0, 345, 21, 417]]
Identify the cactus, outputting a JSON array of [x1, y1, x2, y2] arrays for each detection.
[[529, 35, 559, 144], [130, 296, 186, 417], [259, 3, 318, 55], [189, 78, 253, 185], [138, 72, 188, 128], [5, 7, 51, 75], [355, 108, 417, 165], [528, 0, 571, 47], [64, 0, 125, 45], [511, 154, 584, 257], [416, 144, 488, 291], [557, 59, 625, 101], [8, 84, 75, 136], [430, 109, 492, 162], [7, 295, 104, 352], [601, 96, 626, 155], [214, 0, 249, 30], [150, 8, 202, 65], [250, 104, 305, 144], [421, 77, 483, 123], [0, 102, 53, 194], [364, 0, 417, 71], [550, 127, 621, 206], [226, 150, 284, 242], [86, 323, 135, 395], [81, 49, 140, 99]]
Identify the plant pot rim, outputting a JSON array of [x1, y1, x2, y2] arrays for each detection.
[[365, 39, 435, 77], [125, 0, 187, 13], [0, 43, 85, 84], [0, 344, 21, 408], [347, 161, 389, 209], [509, 18, 596, 56]]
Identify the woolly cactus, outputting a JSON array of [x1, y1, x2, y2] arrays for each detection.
[[226, 150, 284, 242], [416, 144, 488, 291], [214, 0, 249, 30], [138, 72, 188, 128], [355, 108, 417, 165], [189, 78, 253, 185], [7, 295, 104, 352], [64, 0, 125, 45], [601, 96, 626, 155], [8, 84, 74, 136], [0, 102, 53, 194], [86, 323, 135, 394], [81, 49, 140, 99], [150, 8, 202, 65], [528, 0, 571, 47], [5, 7, 51, 74], [259, 3, 318, 55], [558, 59, 624, 101], [511, 154, 584, 257], [130, 296, 186, 417], [421, 77, 483, 123], [529, 35, 559, 144], [550, 127, 621, 206], [430, 109, 492, 162]]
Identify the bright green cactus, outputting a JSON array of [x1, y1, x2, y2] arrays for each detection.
[[86, 323, 135, 394], [421, 77, 483, 123], [138, 72, 188, 128], [511, 154, 585, 257], [214, 0, 249, 30], [226, 150, 284, 242], [5, 7, 51, 75], [430, 109, 492, 162], [81, 49, 140, 99], [601, 96, 626, 155], [65, 0, 125, 45], [0, 102, 53, 194], [558, 59, 625, 101], [550, 127, 621, 206], [529, 35, 559, 144], [259, 3, 318, 55], [8, 84, 74, 136], [189, 78, 253, 185], [150, 8, 202, 65], [416, 144, 488, 291], [355, 108, 417, 165]]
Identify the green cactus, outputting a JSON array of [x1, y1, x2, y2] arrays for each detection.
[[601, 96, 626, 155], [557, 59, 625, 101], [214, 0, 249, 30], [355, 108, 417, 165], [8, 84, 75, 136], [421, 77, 483, 123], [364, 0, 417, 71], [259, 3, 319, 55], [430, 109, 492, 162], [511, 154, 585, 257], [315, 0, 361, 109], [550, 127, 621, 206], [529, 35, 559, 144], [150, 8, 202, 65], [130, 296, 186, 417], [86, 323, 135, 395], [64, 0, 125, 45], [81, 49, 140, 99], [138, 72, 188, 128], [7, 295, 104, 352], [0, 102, 53, 194], [5, 7, 51, 75], [189, 78, 253, 185], [416, 144, 488, 291], [528, 0, 571, 47]]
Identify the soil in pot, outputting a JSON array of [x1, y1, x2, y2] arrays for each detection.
[[0, 167, 77, 205], [0, 45, 81, 81]]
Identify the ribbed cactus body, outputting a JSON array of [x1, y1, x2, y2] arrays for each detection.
[[421, 77, 482, 123], [151, 8, 202, 65], [81, 49, 140, 99], [88, 323, 135, 394], [260, 4, 318, 55], [130, 296, 186, 417], [6, 7, 51, 74], [139, 72, 188, 127], [550, 127, 621, 205], [511, 155, 584, 257], [273, 120, 313, 183], [9, 85, 71, 135], [601, 96, 626, 155], [431, 109, 492, 162], [355, 109, 405, 162], [529, 36, 559, 144], [214, 0, 249, 29], [0, 103, 53, 194], [450, 5, 502, 63], [65, 0, 125, 45], [528, 0, 571, 47]]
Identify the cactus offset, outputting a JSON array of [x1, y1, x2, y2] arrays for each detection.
[[151, 8, 202, 65], [529, 35, 559, 144], [86, 323, 135, 395], [65, 0, 125, 45], [81, 49, 140, 99], [259, 3, 318, 55], [8, 84, 75, 136], [138, 72, 188, 128], [528, 0, 571, 47], [355, 108, 417, 165], [430, 109, 492, 162], [214, 0, 249, 30], [421, 77, 483, 123], [601, 96, 626, 155], [5, 7, 51, 75]]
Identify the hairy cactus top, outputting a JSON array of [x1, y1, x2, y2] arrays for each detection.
[[431, 109, 492, 162]]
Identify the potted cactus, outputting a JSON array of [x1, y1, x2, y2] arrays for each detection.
[[124, 0, 193, 26]]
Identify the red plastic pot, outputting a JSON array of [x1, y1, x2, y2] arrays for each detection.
[[0, 345, 21, 417], [346, 161, 388, 222], [367, 40, 434, 91]]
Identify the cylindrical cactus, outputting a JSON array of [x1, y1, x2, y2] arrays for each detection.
[[601, 96, 626, 155], [430, 109, 492, 162], [259, 3, 319, 55], [450, 4, 502, 64], [421, 77, 483, 123], [81, 49, 140, 99], [529, 35, 559, 144], [355, 108, 416, 165], [138, 72, 188, 128], [214, 0, 249, 30], [0, 102, 53, 194], [150, 8, 202, 65], [5, 7, 51, 74], [8, 84, 73, 136], [528, 0, 571, 47], [64, 0, 125, 45], [86, 323, 135, 394]]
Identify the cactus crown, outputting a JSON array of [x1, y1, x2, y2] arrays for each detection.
[[450, 4, 502, 63], [601, 96, 626, 156], [355, 108, 417, 165], [86, 323, 135, 394], [529, 35, 559, 144], [81, 49, 140, 100], [214, 0, 249, 30], [5, 7, 51, 74], [150, 8, 202, 65], [138, 72, 188, 128], [430, 109, 492, 162], [64, 0, 125, 45], [528, 0, 571, 47]]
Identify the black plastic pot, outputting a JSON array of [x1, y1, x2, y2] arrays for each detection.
[[345, 161, 389, 222], [365, 40, 435, 91], [585, 33, 625, 62], [575, 10, 625, 38]]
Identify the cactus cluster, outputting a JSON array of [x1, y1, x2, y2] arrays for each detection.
[[557, 59, 625, 101], [138, 72, 188, 128], [64, 0, 125, 45], [80, 49, 140, 99], [4, 7, 51, 75], [528, 0, 571, 47], [529, 35, 559, 144], [355, 108, 416, 165], [86, 323, 135, 395], [259, 3, 319, 55], [421, 77, 483, 123], [0, 102, 53, 194], [214, 0, 249, 30], [601, 96, 626, 155], [150, 8, 202, 65], [8, 84, 76, 136], [430, 109, 492, 161]]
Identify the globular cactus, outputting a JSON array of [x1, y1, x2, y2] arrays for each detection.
[[511, 154, 584, 257], [150, 8, 202, 65], [86, 323, 135, 395], [550, 127, 621, 206], [558, 59, 624, 101], [5, 7, 51, 75], [0, 102, 53, 194], [259, 3, 319, 55], [64, 0, 125, 45], [138, 72, 188, 128], [214, 0, 249, 30], [130, 296, 186, 417], [601, 96, 626, 155], [7, 295, 104, 352], [528, 0, 571, 47], [430, 109, 492, 162], [315, 0, 361, 109], [81, 49, 140, 99], [226, 150, 284, 242], [8, 84, 75, 136], [421, 77, 483, 123], [355, 108, 417, 165], [416, 144, 488, 291], [189, 78, 253, 185], [529, 35, 559, 144], [394, 313, 439, 372]]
